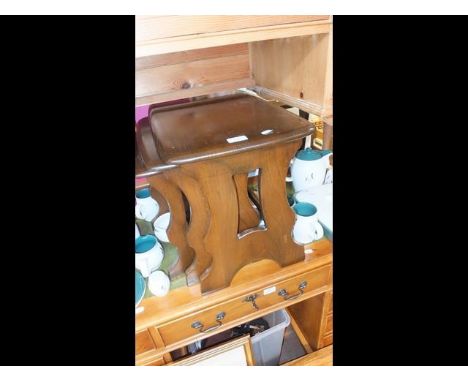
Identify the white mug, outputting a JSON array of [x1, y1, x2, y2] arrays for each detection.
[[292, 202, 324, 244], [135, 188, 159, 222], [135, 235, 164, 277], [153, 213, 171, 243], [148, 270, 170, 297]]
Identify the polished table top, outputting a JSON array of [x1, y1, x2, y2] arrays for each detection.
[[140, 94, 314, 167]]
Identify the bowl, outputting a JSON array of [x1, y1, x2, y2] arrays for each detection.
[[148, 270, 170, 297]]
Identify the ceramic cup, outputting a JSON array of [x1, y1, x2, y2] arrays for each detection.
[[153, 213, 170, 243], [135, 188, 159, 222], [135, 235, 164, 278], [292, 202, 324, 244], [148, 270, 170, 297]]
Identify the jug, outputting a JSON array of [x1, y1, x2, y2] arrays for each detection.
[[291, 148, 332, 192], [135, 235, 164, 277], [135, 187, 159, 222], [292, 202, 324, 245]]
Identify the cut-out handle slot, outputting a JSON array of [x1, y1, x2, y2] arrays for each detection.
[[233, 168, 269, 238]]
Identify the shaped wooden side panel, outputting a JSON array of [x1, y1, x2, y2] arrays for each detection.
[[166, 169, 212, 285], [146, 172, 195, 279], [233, 172, 261, 233], [179, 141, 304, 293]]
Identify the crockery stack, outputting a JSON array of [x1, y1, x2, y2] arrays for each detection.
[[136, 94, 315, 293], [135, 187, 171, 300], [290, 147, 333, 244]]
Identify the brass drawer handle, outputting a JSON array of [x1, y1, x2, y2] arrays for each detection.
[[191, 312, 226, 333], [244, 293, 260, 310], [278, 281, 308, 301]]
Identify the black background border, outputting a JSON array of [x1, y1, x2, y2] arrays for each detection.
[[0, 15, 466, 365]]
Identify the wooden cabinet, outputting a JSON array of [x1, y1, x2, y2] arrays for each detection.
[[135, 15, 333, 124], [135, 15, 333, 366], [157, 264, 330, 348], [135, 243, 333, 365]]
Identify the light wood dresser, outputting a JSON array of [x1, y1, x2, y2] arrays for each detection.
[[135, 15, 333, 366]]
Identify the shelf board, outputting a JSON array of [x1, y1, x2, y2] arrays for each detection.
[[136, 18, 331, 58]]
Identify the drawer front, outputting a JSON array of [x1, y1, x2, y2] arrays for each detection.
[[136, 330, 156, 355], [158, 265, 331, 346], [324, 313, 332, 334], [160, 298, 254, 346]]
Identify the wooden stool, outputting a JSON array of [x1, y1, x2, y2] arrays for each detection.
[[136, 94, 314, 293]]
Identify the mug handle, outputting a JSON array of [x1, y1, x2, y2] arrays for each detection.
[[313, 222, 324, 241]]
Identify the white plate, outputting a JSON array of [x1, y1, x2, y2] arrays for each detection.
[[135, 271, 146, 307]]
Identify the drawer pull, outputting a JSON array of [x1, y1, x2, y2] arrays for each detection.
[[278, 281, 308, 300], [191, 312, 226, 333], [244, 294, 260, 310]]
